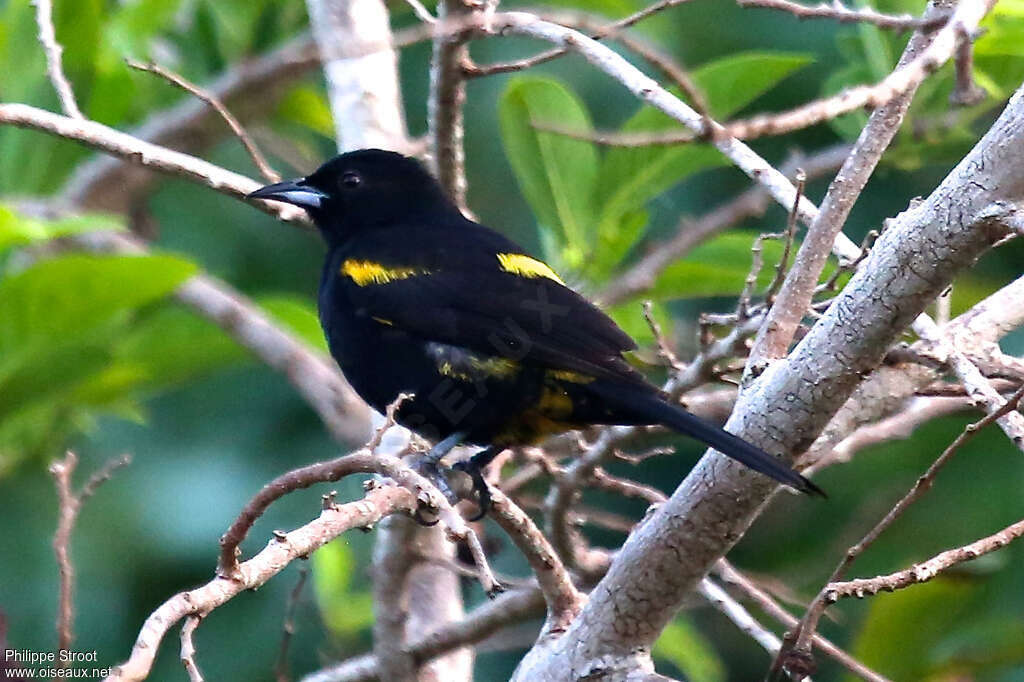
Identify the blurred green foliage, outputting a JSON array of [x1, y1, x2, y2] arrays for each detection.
[[1, 0, 1024, 680]]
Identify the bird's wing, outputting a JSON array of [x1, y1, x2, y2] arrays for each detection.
[[337, 247, 644, 383]]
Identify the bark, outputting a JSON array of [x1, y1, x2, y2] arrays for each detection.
[[513, 83, 1024, 682]]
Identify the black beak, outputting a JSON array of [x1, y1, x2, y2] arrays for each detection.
[[247, 179, 327, 211]]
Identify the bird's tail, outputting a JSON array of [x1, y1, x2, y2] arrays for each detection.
[[588, 382, 824, 496]]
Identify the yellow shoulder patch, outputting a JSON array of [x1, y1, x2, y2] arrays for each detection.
[[340, 259, 431, 286], [496, 253, 564, 284]]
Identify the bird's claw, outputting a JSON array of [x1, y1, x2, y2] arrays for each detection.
[[413, 456, 460, 505], [452, 459, 492, 521]]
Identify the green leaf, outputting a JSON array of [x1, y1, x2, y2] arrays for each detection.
[[654, 618, 726, 682], [277, 84, 336, 138], [696, 51, 814, 121], [113, 304, 248, 388], [606, 299, 672, 347], [259, 294, 327, 351], [499, 76, 599, 268], [0, 204, 124, 252], [847, 579, 977, 681], [106, 0, 186, 57], [312, 541, 374, 638], [0, 254, 196, 374], [594, 52, 811, 268], [650, 232, 805, 300]]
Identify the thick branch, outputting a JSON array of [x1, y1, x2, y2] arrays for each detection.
[[514, 81, 1024, 682], [305, 0, 409, 152]]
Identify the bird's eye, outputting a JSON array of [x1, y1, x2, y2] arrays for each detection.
[[340, 171, 362, 190]]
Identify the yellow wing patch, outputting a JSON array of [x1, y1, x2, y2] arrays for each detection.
[[496, 253, 564, 284], [341, 259, 431, 286], [549, 369, 595, 384], [437, 356, 520, 381]]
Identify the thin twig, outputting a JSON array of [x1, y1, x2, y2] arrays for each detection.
[[49, 452, 131, 659], [126, 59, 280, 183], [765, 170, 805, 305], [601, 144, 852, 305], [465, 0, 699, 77], [950, 24, 986, 105], [746, 0, 970, 369], [218, 449, 430, 577], [275, 563, 309, 682], [738, 233, 773, 320], [714, 561, 891, 682], [698, 578, 784, 659], [106, 484, 417, 682], [301, 587, 547, 682], [737, 0, 949, 31], [643, 300, 684, 371], [777, 383, 1024, 678], [404, 0, 437, 23], [723, 1, 991, 141], [531, 121, 696, 146], [0, 104, 307, 223], [429, 0, 475, 212], [180, 616, 204, 682], [916, 316, 1024, 449], [527, 7, 710, 115], [488, 488, 582, 634], [32, 0, 83, 118], [824, 516, 1024, 600]]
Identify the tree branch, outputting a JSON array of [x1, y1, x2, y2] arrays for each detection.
[[722, 0, 992, 141], [513, 81, 1024, 682], [429, 0, 474, 212], [125, 59, 280, 183], [0, 103, 307, 224], [737, 0, 949, 31], [747, 0, 958, 367], [60, 33, 318, 210], [104, 483, 417, 682], [50, 451, 131, 659], [32, 0, 83, 119]]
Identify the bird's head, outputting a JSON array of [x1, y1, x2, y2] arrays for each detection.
[[248, 149, 458, 244]]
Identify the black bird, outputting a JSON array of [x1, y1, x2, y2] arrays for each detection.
[[249, 149, 822, 517]]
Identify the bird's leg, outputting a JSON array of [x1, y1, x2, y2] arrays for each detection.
[[414, 431, 467, 507], [452, 446, 502, 521]]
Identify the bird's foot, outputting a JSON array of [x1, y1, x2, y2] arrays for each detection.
[[413, 455, 459, 506], [451, 445, 501, 522], [410, 432, 466, 525], [451, 458, 492, 522]]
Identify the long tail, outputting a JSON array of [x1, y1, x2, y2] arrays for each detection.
[[590, 383, 825, 496]]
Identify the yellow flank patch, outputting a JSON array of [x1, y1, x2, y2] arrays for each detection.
[[340, 259, 430, 286], [535, 385, 574, 418], [371, 316, 394, 326], [437, 356, 519, 381], [469, 356, 519, 378], [549, 369, 595, 384], [496, 253, 564, 284]]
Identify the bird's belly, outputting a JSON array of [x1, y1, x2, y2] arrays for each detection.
[[321, 313, 534, 443]]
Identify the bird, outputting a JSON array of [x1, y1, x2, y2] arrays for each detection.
[[248, 149, 823, 518]]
